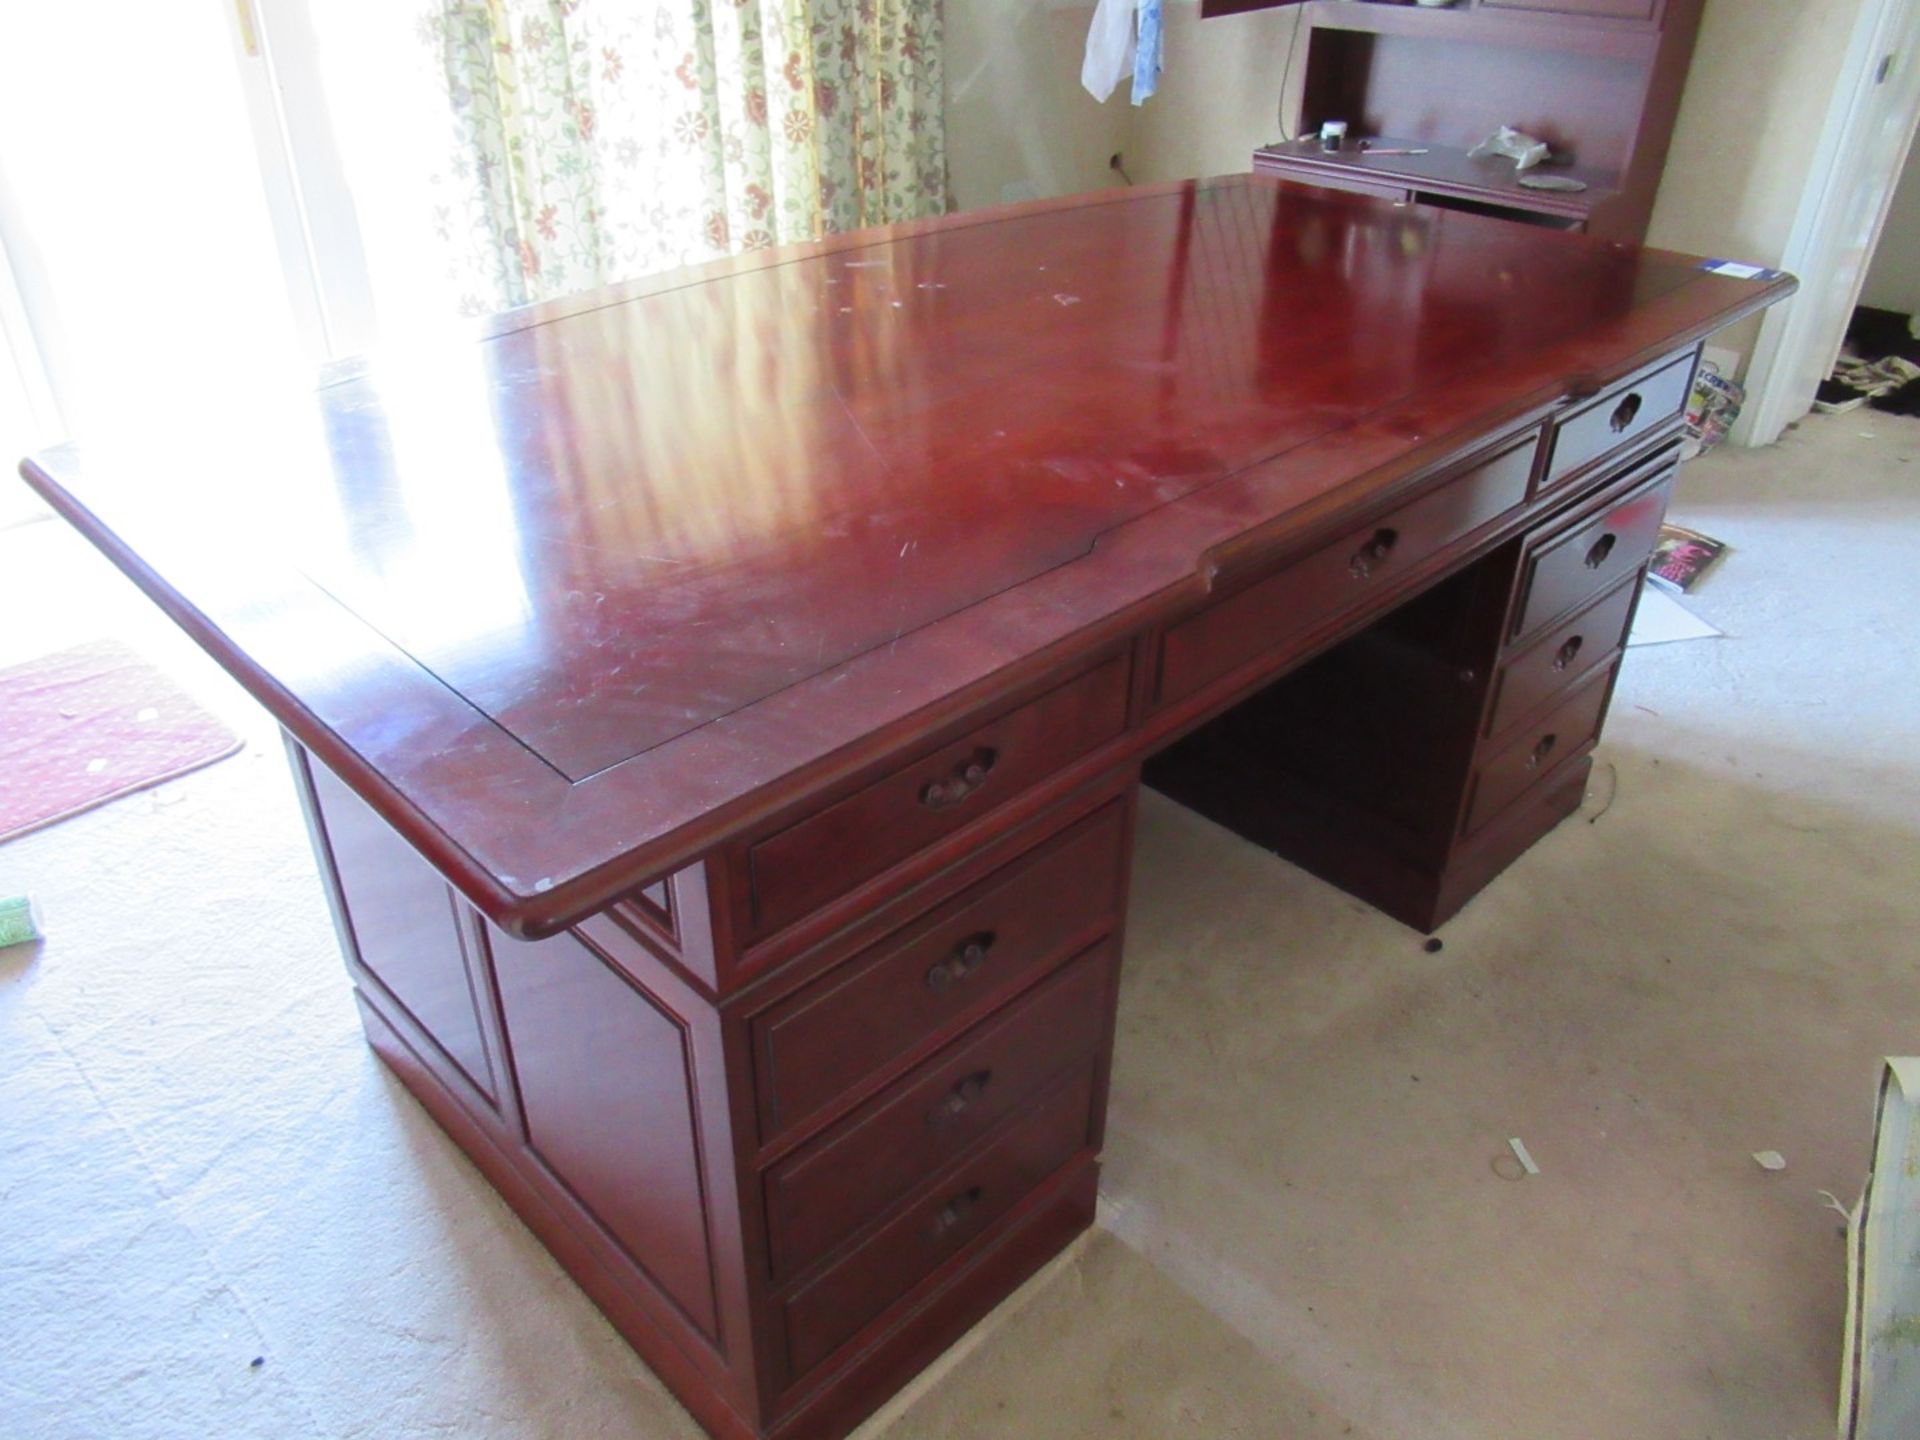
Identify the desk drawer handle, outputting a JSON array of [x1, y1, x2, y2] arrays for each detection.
[[927, 931, 996, 991], [930, 1185, 984, 1240], [1527, 733, 1558, 770], [1583, 533, 1617, 570], [920, 747, 998, 809], [1609, 392, 1643, 433], [1349, 527, 1399, 580], [1553, 635, 1584, 671], [929, 1069, 994, 1126]]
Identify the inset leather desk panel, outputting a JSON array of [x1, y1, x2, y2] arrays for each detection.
[[744, 656, 1129, 938], [764, 943, 1112, 1282], [1155, 434, 1536, 708], [749, 797, 1126, 1145]]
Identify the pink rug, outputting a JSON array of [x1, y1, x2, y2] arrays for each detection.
[[0, 639, 243, 845]]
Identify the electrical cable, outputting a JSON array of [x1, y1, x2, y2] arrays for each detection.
[[1273, 5, 1307, 145]]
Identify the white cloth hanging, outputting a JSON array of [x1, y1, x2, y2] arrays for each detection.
[[1081, 0, 1138, 104]]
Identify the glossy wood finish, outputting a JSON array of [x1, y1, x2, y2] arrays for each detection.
[[777, 1067, 1100, 1386], [1484, 575, 1637, 739], [765, 943, 1113, 1283], [22, 181, 1795, 1440], [750, 799, 1127, 1146], [1241, 0, 1704, 242], [1543, 350, 1694, 490], [22, 177, 1788, 941], [743, 657, 1127, 937], [1513, 461, 1676, 640]]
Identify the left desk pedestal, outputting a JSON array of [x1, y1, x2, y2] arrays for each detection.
[[286, 737, 1135, 1440]]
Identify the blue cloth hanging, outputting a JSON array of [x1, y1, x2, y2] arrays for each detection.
[[1132, 0, 1163, 106]]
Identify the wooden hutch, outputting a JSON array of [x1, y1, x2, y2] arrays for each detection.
[[1205, 0, 1706, 241]]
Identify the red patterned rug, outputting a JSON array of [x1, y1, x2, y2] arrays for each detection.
[[0, 639, 243, 845]]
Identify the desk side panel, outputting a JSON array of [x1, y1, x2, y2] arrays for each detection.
[[290, 740, 770, 1429]]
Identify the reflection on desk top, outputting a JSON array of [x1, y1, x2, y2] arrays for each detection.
[[20, 175, 1793, 933]]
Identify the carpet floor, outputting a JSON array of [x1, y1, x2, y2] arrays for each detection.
[[2, 410, 1916, 1440]]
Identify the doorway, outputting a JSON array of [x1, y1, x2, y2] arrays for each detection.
[[1737, 0, 1920, 445]]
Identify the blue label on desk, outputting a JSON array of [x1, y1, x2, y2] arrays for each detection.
[[1699, 259, 1785, 282]]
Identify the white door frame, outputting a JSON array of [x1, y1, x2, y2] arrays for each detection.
[[1736, 0, 1920, 447], [227, 0, 379, 362]]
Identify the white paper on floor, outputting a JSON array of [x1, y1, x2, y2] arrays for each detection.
[[1629, 584, 1722, 647], [1839, 1057, 1920, 1440]]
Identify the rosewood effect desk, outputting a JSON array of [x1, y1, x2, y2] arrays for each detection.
[[22, 177, 1791, 1440]]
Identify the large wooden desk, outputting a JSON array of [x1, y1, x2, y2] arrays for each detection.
[[21, 177, 1791, 1440]]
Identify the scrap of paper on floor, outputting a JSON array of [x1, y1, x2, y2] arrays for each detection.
[[1629, 584, 1722, 647]]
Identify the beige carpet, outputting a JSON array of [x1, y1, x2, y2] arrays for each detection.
[[3, 411, 1917, 1439]]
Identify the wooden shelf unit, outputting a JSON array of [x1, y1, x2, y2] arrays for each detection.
[[1213, 0, 1704, 241]]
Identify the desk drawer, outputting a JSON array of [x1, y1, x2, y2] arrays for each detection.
[[1512, 464, 1672, 643], [1254, 156, 1412, 204], [1485, 577, 1637, 740], [1156, 437, 1533, 708], [777, 1067, 1095, 1387], [1465, 663, 1616, 836], [746, 657, 1129, 937], [1543, 354, 1693, 492], [764, 943, 1111, 1281], [750, 801, 1126, 1143]]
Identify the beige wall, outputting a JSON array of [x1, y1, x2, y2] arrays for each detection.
[[1860, 141, 1920, 314], [945, 1, 1131, 213], [945, 1, 1298, 213], [1121, 5, 1305, 187], [1646, 0, 1870, 361], [947, 0, 1870, 366]]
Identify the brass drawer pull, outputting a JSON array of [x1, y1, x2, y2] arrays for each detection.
[[1553, 635, 1584, 671], [926, 931, 997, 991], [920, 747, 998, 809], [1583, 532, 1617, 570], [1528, 733, 1559, 769], [930, 1185, 984, 1239], [1609, 391, 1643, 433], [1349, 527, 1399, 580], [928, 1069, 994, 1126]]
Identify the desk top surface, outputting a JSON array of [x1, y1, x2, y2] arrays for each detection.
[[22, 176, 1790, 932]]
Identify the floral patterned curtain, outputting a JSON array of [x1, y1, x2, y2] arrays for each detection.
[[415, 0, 949, 315]]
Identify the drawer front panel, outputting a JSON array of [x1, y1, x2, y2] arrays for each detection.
[[751, 800, 1126, 1142], [1254, 158, 1413, 203], [746, 656, 1129, 936], [1513, 467, 1671, 642], [766, 944, 1112, 1281], [1465, 664, 1617, 836], [778, 1068, 1096, 1386], [1156, 436, 1533, 708], [1486, 577, 1637, 740], [1544, 354, 1692, 491]]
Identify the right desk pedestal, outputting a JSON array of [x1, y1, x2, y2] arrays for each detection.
[[1146, 441, 1677, 933]]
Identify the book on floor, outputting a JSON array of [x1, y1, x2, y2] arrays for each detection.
[[1647, 523, 1727, 594]]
